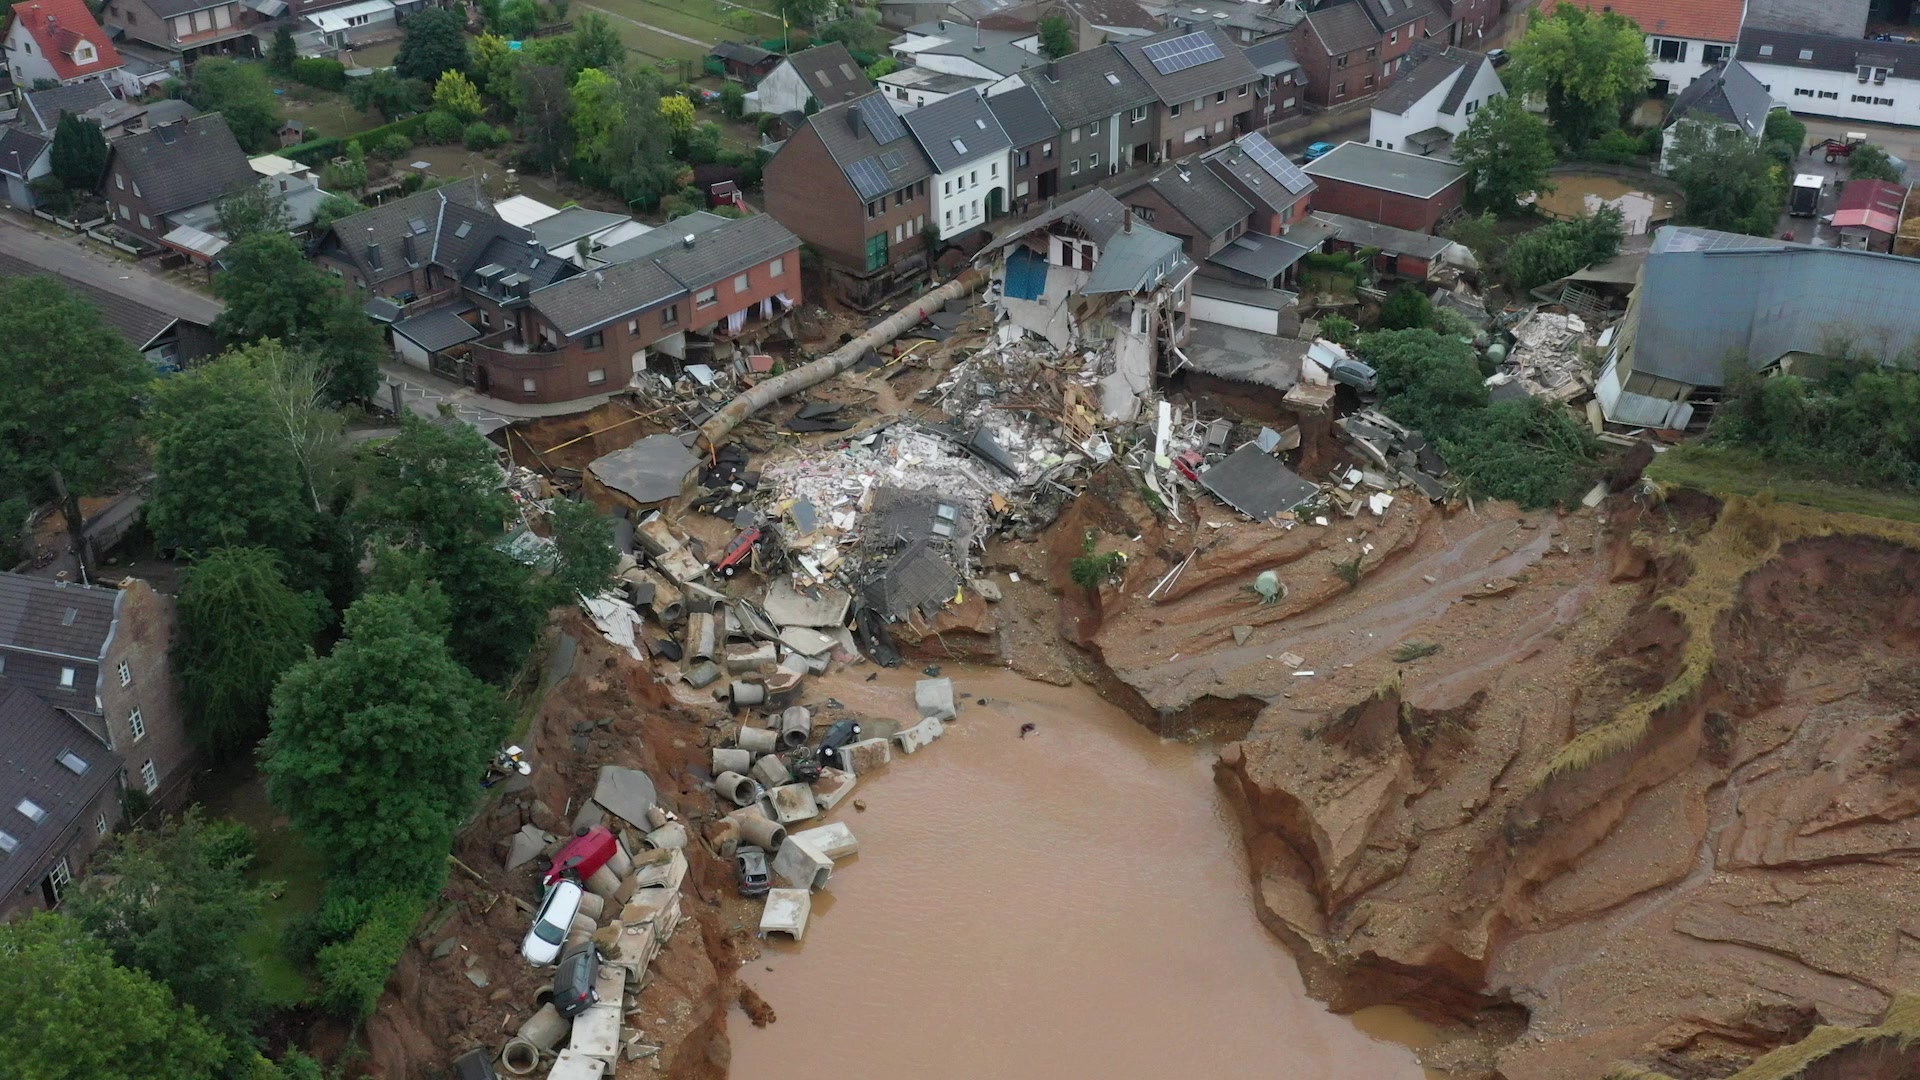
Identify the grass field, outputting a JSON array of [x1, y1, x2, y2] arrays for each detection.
[[269, 79, 378, 143], [578, 0, 781, 66], [1647, 443, 1920, 524], [200, 767, 323, 1008]]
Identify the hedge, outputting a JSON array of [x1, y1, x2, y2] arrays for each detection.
[[282, 112, 431, 165], [291, 57, 348, 92], [315, 891, 426, 1018]]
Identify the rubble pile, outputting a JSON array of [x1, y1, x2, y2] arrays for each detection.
[[1497, 310, 1596, 402]]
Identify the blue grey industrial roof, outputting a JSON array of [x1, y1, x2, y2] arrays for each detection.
[[985, 84, 1058, 149], [902, 90, 1012, 173], [391, 306, 481, 352], [1630, 225, 1920, 387], [1303, 142, 1465, 198], [1666, 60, 1772, 138]]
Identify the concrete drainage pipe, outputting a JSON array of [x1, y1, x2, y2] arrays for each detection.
[[714, 771, 760, 807], [779, 706, 811, 749], [737, 727, 778, 754], [730, 681, 767, 707], [736, 814, 787, 852], [517, 1003, 570, 1050], [500, 1039, 543, 1075]]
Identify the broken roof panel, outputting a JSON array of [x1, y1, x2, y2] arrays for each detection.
[[588, 434, 698, 504], [1200, 443, 1319, 519]]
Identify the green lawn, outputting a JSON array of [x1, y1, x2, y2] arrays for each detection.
[[200, 769, 324, 1008], [1648, 443, 1920, 524], [269, 77, 379, 143]]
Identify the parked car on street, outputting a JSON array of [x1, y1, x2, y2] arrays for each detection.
[[1328, 356, 1378, 393], [551, 943, 602, 1018], [545, 825, 618, 886], [1304, 142, 1336, 161], [1486, 48, 1509, 68], [521, 879, 585, 965], [736, 845, 771, 897]]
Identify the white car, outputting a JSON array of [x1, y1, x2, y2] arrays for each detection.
[[521, 879, 584, 965]]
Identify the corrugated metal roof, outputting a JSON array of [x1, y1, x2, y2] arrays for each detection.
[[1737, 0, 1866, 39], [1206, 231, 1312, 280]]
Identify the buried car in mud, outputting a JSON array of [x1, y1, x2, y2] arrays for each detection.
[[545, 825, 617, 886], [736, 845, 771, 897], [521, 878, 585, 965], [816, 719, 863, 766]]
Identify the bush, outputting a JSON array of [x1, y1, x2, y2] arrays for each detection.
[[421, 110, 463, 144], [290, 57, 348, 92], [1577, 128, 1644, 165], [315, 892, 425, 1018], [1441, 397, 1600, 508], [1379, 287, 1432, 330], [1318, 314, 1357, 345], [1501, 207, 1625, 292], [462, 120, 498, 149], [373, 132, 414, 159], [197, 819, 257, 872]]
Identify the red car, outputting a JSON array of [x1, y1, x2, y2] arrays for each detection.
[[1173, 451, 1205, 483], [544, 826, 617, 886], [713, 526, 763, 578]]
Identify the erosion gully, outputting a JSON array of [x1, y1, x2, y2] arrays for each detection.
[[727, 664, 1444, 1079]]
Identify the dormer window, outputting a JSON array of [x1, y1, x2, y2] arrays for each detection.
[[75, 44, 94, 63]]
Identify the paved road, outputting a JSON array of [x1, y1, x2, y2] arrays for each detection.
[[0, 212, 223, 324]]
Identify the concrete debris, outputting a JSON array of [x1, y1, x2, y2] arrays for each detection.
[[1232, 625, 1253, 646], [762, 577, 852, 627], [915, 677, 957, 721], [811, 766, 856, 811], [505, 824, 555, 870], [592, 766, 658, 828], [750, 754, 793, 788], [759, 888, 812, 940], [837, 737, 893, 776], [771, 835, 834, 890], [791, 822, 860, 861], [711, 747, 753, 775], [768, 782, 820, 824], [579, 592, 647, 661], [1500, 309, 1597, 403], [778, 625, 835, 657], [894, 715, 946, 754], [1335, 410, 1450, 502]]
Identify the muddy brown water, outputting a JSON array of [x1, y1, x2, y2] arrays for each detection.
[[1533, 173, 1675, 235], [729, 666, 1441, 1079]]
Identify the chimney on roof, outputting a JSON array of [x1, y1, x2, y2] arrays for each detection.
[[683, 233, 696, 249], [365, 227, 382, 270], [849, 103, 865, 137], [1046, 58, 1057, 80], [1124, 208, 1133, 234], [402, 230, 417, 263]]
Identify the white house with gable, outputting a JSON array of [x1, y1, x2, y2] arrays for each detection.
[[1367, 43, 1503, 157], [903, 89, 1013, 240], [1738, 28, 1920, 129]]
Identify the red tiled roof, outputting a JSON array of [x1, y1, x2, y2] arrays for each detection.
[[8, 0, 121, 82], [1544, 0, 1742, 44]]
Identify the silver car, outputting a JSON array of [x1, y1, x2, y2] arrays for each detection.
[[520, 879, 584, 966], [1328, 356, 1378, 393]]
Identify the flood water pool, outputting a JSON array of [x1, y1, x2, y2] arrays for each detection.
[[728, 666, 1439, 1079], [1532, 173, 1675, 234]]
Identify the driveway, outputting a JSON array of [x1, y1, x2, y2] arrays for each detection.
[[0, 212, 223, 325]]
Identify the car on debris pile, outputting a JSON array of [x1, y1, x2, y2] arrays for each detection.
[[1327, 356, 1378, 393], [816, 719, 863, 765], [552, 943, 602, 1018], [1173, 450, 1205, 483], [736, 846, 771, 897], [713, 526, 764, 577], [521, 878, 585, 965], [545, 825, 618, 886]]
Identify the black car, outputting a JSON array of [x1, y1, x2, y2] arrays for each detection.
[[816, 719, 863, 766], [736, 845, 771, 897], [1486, 47, 1509, 68], [551, 944, 601, 1019]]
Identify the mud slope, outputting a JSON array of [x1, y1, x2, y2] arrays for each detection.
[[1186, 495, 1920, 1079]]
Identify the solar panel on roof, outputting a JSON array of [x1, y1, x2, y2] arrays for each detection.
[[859, 100, 907, 144], [846, 155, 894, 200], [880, 149, 907, 170], [1242, 134, 1312, 195], [1143, 32, 1223, 76]]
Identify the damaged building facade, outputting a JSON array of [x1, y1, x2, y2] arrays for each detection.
[[979, 187, 1195, 421]]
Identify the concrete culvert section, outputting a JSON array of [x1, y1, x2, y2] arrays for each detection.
[[498, 1039, 542, 1075], [714, 771, 759, 807], [779, 705, 812, 748]]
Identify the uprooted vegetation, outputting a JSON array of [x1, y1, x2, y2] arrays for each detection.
[[1605, 993, 1920, 1080]]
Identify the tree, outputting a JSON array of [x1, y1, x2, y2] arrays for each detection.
[[1379, 286, 1432, 330], [311, 192, 366, 233], [323, 140, 368, 192], [1354, 328, 1489, 437], [269, 26, 297, 73], [1501, 206, 1624, 290], [1442, 211, 1503, 266], [571, 67, 626, 182], [497, 0, 539, 39], [1762, 109, 1805, 165], [720, 80, 746, 120], [1451, 93, 1556, 214], [658, 92, 695, 138], [395, 8, 469, 80], [1441, 397, 1599, 507], [1507, 4, 1650, 150], [0, 276, 148, 579], [263, 587, 509, 896], [185, 58, 283, 151], [348, 69, 428, 121], [174, 548, 324, 755], [567, 14, 626, 75], [215, 184, 292, 242], [49, 114, 108, 192], [0, 914, 230, 1080], [1851, 142, 1903, 183], [514, 64, 575, 176], [816, 11, 889, 54], [212, 232, 381, 404], [779, 0, 831, 28], [1038, 14, 1075, 59], [432, 69, 484, 120], [546, 497, 618, 601], [1666, 121, 1783, 236], [471, 32, 518, 106], [66, 812, 272, 1062]]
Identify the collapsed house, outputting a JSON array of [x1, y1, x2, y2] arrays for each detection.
[[977, 187, 1197, 422]]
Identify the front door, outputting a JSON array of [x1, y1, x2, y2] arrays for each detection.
[[987, 188, 1004, 220], [1037, 170, 1056, 200], [865, 232, 889, 272]]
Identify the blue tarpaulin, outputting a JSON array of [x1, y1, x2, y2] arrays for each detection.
[[1005, 246, 1049, 301]]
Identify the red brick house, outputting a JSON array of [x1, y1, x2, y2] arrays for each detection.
[[1289, 0, 1445, 107], [1121, 129, 1321, 288], [101, 113, 256, 249], [1301, 140, 1466, 233]]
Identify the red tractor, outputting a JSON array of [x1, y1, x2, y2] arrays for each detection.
[[1822, 132, 1868, 164]]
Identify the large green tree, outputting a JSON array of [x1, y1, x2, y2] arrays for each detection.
[[1038, 14, 1075, 59], [174, 547, 323, 756], [395, 7, 470, 80], [1850, 142, 1903, 183], [347, 69, 429, 122], [1451, 93, 1556, 214], [49, 114, 109, 191], [0, 276, 149, 576], [512, 64, 575, 177], [607, 71, 680, 210], [66, 812, 271, 1066], [0, 914, 230, 1080], [263, 587, 508, 897], [185, 58, 284, 151], [1355, 328, 1489, 437], [212, 232, 381, 404], [1667, 122, 1783, 236], [1507, 4, 1650, 150], [1501, 205, 1625, 290], [547, 497, 618, 601]]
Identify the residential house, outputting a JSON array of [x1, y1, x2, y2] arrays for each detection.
[[980, 186, 1194, 420], [1302, 141, 1465, 232], [1737, 29, 1920, 128], [877, 66, 989, 112], [890, 20, 1045, 82], [103, 0, 253, 63], [1545, 0, 1742, 97], [1367, 41, 1502, 157], [315, 176, 496, 298], [1185, 129, 1320, 287], [709, 41, 780, 84], [1742, 0, 1869, 40], [0, 251, 217, 366], [1433, 0, 1495, 46], [16, 78, 145, 136], [102, 112, 257, 250], [156, 152, 333, 255], [987, 81, 1061, 209], [1115, 26, 1265, 165], [1658, 59, 1772, 174], [304, 0, 398, 49], [1289, 0, 1442, 108], [1595, 225, 1920, 428], [1120, 157, 1256, 266], [529, 206, 652, 267], [1242, 36, 1304, 124], [509, 211, 802, 394], [0, 125, 49, 206], [1019, 45, 1156, 193], [4, 0, 122, 89], [744, 43, 874, 116], [0, 572, 196, 919], [764, 91, 937, 308], [1310, 210, 1457, 279], [1041, 0, 1161, 53], [1152, 0, 1304, 47], [877, 0, 1044, 32], [903, 89, 1013, 238], [1832, 179, 1905, 252]]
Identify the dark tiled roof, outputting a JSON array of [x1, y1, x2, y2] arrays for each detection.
[[0, 126, 51, 175], [463, 232, 578, 292], [1301, 2, 1380, 56], [1202, 132, 1315, 215], [902, 89, 1012, 173], [531, 213, 798, 336], [141, 0, 227, 16], [1356, 0, 1438, 32], [1116, 26, 1260, 106], [1067, 0, 1160, 30], [20, 78, 112, 133], [0, 251, 181, 349], [986, 84, 1058, 148], [786, 43, 874, 106], [1439, 50, 1487, 114], [653, 213, 801, 293], [711, 41, 775, 65], [0, 574, 119, 712], [109, 113, 254, 216], [1243, 36, 1301, 76], [1372, 41, 1465, 114], [1737, 27, 1920, 75], [1129, 159, 1252, 237], [322, 176, 491, 284], [391, 306, 481, 352], [1024, 45, 1156, 126], [810, 91, 934, 199], [0, 679, 121, 903], [1667, 60, 1771, 137], [1743, 0, 1870, 38]]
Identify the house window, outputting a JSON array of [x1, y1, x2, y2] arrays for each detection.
[[1363, 75, 1375, 89], [1192, 97, 1204, 110], [1088, 120, 1099, 135], [521, 377, 536, 392], [1018, 149, 1031, 167], [1283, 97, 1296, 109], [1336, 56, 1348, 69], [1390, 30, 1397, 43], [1465, 99, 1478, 113], [480, 310, 493, 328], [1089, 152, 1099, 168], [117, 661, 130, 687], [1366, 46, 1376, 59], [734, 272, 750, 293], [48, 857, 72, 894], [1237, 83, 1248, 97], [580, 331, 603, 350], [1334, 82, 1348, 100], [1702, 44, 1730, 65], [662, 304, 678, 327], [895, 190, 905, 207], [626, 318, 637, 334], [1130, 105, 1147, 122], [129, 708, 145, 741], [140, 760, 158, 794], [944, 210, 953, 228], [1070, 159, 1082, 175], [970, 170, 978, 184], [1042, 143, 1053, 159], [1215, 90, 1226, 103], [0, 831, 14, 854], [1070, 127, 1081, 143], [696, 288, 717, 308], [1171, 102, 1182, 115], [59, 667, 75, 689], [587, 368, 606, 384], [140, 214, 153, 229], [867, 200, 878, 218], [118, 204, 129, 220], [1758, 44, 1773, 57], [1653, 38, 1687, 63], [1795, 87, 1814, 97], [944, 179, 952, 195], [770, 257, 784, 277], [1134, 205, 1155, 222], [95, 813, 108, 835], [57, 750, 87, 775], [991, 162, 999, 176], [115, 173, 124, 190]]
